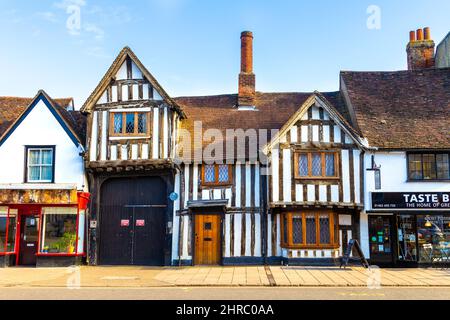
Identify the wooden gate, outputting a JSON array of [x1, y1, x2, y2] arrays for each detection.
[[99, 177, 167, 266]]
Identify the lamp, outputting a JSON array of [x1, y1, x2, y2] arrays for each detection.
[[425, 219, 432, 228]]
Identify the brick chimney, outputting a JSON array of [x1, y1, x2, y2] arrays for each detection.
[[407, 27, 435, 70], [238, 31, 256, 107]]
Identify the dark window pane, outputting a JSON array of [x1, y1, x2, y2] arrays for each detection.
[[292, 216, 303, 244], [408, 154, 423, 180], [436, 154, 449, 179], [422, 154, 436, 179], [306, 214, 316, 244], [319, 214, 331, 244], [298, 154, 308, 176], [138, 113, 147, 134], [125, 113, 135, 134], [312, 154, 322, 176], [114, 113, 122, 133], [218, 165, 229, 183], [325, 153, 335, 176], [204, 165, 215, 183]]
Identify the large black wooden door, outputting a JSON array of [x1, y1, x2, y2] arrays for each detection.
[[99, 177, 167, 266]]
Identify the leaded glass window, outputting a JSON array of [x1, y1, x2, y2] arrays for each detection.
[[298, 154, 308, 176], [311, 153, 322, 176], [110, 112, 149, 136], [114, 113, 122, 133], [305, 214, 316, 244], [292, 216, 303, 244], [295, 152, 338, 179], [218, 165, 229, 182], [202, 164, 232, 185], [125, 113, 135, 134], [138, 113, 147, 133], [319, 214, 330, 244], [204, 165, 215, 183], [325, 153, 335, 177], [281, 212, 336, 248]]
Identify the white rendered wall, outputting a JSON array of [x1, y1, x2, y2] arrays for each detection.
[[363, 152, 450, 211], [0, 99, 86, 190]]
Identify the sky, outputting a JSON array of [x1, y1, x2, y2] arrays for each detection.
[[0, 0, 449, 108]]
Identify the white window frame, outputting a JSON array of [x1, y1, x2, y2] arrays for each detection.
[[27, 147, 54, 183]]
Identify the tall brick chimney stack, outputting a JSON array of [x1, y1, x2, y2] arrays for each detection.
[[407, 27, 435, 70], [238, 31, 256, 107]]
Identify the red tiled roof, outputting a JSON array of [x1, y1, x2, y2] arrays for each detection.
[[0, 96, 86, 146], [174, 91, 349, 160], [341, 68, 450, 149]]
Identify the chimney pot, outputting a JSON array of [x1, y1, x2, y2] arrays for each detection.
[[424, 27, 431, 40], [416, 28, 424, 41], [407, 27, 435, 70]]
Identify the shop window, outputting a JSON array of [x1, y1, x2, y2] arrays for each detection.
[[110, 112, 150, 136], [0, 208, 17, 253], [201, 164, 232, 186], [40, 207, 79, 254], [417, 215, 450, 263], [294, 152, 339, 179], [281, 211, 338, 249], [408, 153, 450, 181], [26, 147, 55, 183]]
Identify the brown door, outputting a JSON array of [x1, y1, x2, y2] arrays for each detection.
[[19, 215, 40, 266], [194, 215, 221, 265]]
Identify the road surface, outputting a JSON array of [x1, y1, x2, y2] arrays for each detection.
[[1, 286, 449, 300]]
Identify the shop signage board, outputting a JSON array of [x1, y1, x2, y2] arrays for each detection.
[[340, 239, 370, 269], [372, 192, 450, 210]]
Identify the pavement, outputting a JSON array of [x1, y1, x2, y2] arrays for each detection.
[[1, 265, 450, 288]]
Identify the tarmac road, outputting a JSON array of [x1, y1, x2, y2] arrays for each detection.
[[1, 286, 449, 300]]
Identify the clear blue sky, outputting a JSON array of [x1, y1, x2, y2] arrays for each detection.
[[1, 0, 449, 108]]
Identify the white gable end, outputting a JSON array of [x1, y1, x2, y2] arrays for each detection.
[[0, 100, 84, 188]]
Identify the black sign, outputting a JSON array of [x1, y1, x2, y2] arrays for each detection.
[[340, 239, 370, 269], [372, 192, 450, 210]]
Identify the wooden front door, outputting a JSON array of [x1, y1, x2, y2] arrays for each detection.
[[194, 215, 221, 265], [19, 215, 40, 266]]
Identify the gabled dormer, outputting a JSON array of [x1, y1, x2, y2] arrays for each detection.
[[82, 47, 185, 166], [264, 92, 367, 207]]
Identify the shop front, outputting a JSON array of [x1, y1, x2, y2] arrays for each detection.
[[368, 192, 450, 267], [0, 189, 89, 267]]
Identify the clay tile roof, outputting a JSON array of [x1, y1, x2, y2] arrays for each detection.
[[341, 68, 450, 150], [0, 96, 86, 146], [174, 91, 349, 160]]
